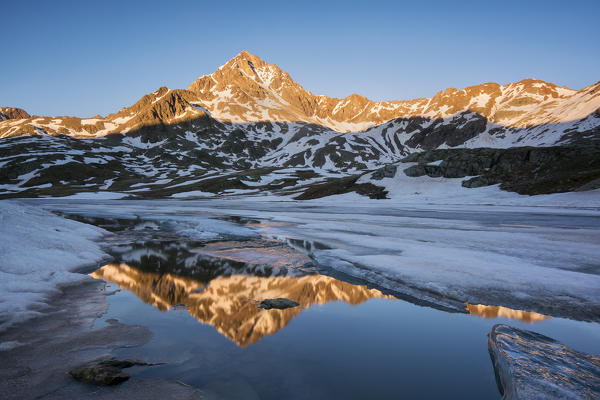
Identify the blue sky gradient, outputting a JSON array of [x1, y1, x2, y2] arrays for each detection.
[[1, 0, 599, 117]]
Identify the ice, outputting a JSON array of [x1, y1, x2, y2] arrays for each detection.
[[23, 193, 600, 322], [0, 200, 108, 331]]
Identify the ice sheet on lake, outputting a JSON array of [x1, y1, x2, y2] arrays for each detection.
[[0, 200, 108, 331], [18, 196, 600, 321]]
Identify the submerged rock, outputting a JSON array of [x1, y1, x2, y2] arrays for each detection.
[[257, 298, 299, 310], [488, 324, 600, 399], [70, 357, 163, 386]]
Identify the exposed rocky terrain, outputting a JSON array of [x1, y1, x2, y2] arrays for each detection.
[[488, 324, 600, 400], [403, 145, 600, 195], [0, 107, 30, 121], [1, 51, 599, 199]]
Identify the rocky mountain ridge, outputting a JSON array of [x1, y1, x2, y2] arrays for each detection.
[[0, 107, 30, 121], [0, 51, 599, 199], [2, 51, 599, 138]]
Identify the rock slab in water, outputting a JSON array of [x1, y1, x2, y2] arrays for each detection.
[[70, 357, 162, 386], [488, 324, 600, 399], [258, 298, 299, 310]]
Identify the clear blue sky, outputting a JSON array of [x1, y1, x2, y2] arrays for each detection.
[[1, 0, 598, 117]]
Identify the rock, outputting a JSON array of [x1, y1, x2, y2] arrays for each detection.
[[404, 111, 487, 149], [294, 175, 388, 200], [70, 357, 163, 386], [0, 107, 30, 120], [401, 145, 600, 195], [371, 165, 397, 180], [257, 298, 299, 310], [575, 177, 600, 192], [488, 324, 600, 399]]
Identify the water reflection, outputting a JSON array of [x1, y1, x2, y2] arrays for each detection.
[[104, 238, 311, 283], [93, 229, 551, 348], [465, 303, 550, 323], [92, 263, 393, 347]]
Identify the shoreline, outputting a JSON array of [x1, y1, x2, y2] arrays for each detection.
[[0, 278, 203, 399]]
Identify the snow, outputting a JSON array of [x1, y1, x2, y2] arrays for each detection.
[[122, 136, 166, 149], [171, 190, 214, 198], [111, 115, 133, 124], [0, 201, 108, 331], [83, 157, 107, 164], [359, 164, 600, 208], [49, 192, 127, 200], [190, 103, 211, 116]]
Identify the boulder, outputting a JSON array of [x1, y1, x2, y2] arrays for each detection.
[[488, 324, 600, 399], [371, 165, 398, 180], [257, 298, 300, 310], [70, 357, 163, 386]]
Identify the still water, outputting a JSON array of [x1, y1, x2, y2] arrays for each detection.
[[86, 217, 600, 400]]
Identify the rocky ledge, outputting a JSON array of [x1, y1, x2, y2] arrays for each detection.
[[70, 357, 164, 386], [488, 324, 600, 399], [403, 145, 600, 195]]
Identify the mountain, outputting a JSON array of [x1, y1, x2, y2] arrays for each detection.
[[0, 107, 30, 121], [187, 51, 600, 132], [2, 51, 599, 138], [0, 51, 599, 199]]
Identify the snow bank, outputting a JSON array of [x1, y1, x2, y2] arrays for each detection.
[[0, 200, 108, 331], [354, 163, 600, 208]]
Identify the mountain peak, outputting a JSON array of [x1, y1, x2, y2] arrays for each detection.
[[233, 50, 262, 63], [0, 107, 30, 121], [218, 50, 271, 76], [3, 53, 599, 138], [182, 52, 600, 132]]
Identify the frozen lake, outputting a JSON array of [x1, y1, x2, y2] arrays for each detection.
[[26, 197, 600, 321], [7, 197, 598, 398]]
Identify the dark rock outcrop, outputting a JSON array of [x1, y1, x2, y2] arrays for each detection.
[[371, 164, 398, 180], [258, 298, 300, 310], [294, 175, 388, 200], [488, 324, 600, 399], [404, 112, 488, 149], [70, 357, 163, 386], [402, 145, 600, 195]]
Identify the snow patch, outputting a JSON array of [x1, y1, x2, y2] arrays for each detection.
[[0, 201, 108, 331]]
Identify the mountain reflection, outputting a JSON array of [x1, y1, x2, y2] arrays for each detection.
[[465, 303, 549, 323], [92, 235, 549, 346], [91, 263, 394, 347]]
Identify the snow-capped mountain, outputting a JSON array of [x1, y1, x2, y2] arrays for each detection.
[[0, 51, 599, 199], [2, 51, 599, 139]]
